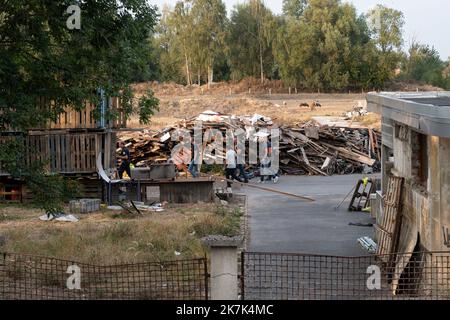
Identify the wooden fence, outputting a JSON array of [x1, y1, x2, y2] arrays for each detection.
[[1, 132, 116, 175], [31, 97, 126, 130]]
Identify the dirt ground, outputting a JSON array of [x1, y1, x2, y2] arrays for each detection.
[[0, 202, 243, 264], [128, 81, 380, 129]]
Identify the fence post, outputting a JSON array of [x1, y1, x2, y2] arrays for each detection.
[[202, 236, 243, 300]]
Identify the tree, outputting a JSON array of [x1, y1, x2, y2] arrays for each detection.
[[228, 1, 276, 82], [445, 58, 450, 89], [155, 0, 228, 86], [0, 0, 160, 130], [170, 1, 195, 85], [0, 0, 160, 212], [402, 41, 446, 88], [274, 0, 378, 91], [190, 0, 228, 86], [282, 0, 308, 19], [153, 4, 187, 83], [366, 5, 405, 84]]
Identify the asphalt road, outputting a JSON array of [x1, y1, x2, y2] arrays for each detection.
[[241, 174, 377, 256]]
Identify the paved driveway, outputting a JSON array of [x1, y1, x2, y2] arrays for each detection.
[[241, 174, 377, 256]]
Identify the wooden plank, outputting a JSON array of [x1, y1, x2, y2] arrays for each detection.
[[322, 142, 376, 166], [300, 147, 310, 166], [375, 176, 404, 257]]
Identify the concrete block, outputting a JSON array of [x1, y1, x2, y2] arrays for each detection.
[[69, 199, 101, 214]]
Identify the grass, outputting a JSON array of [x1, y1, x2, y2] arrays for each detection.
[[0, 202, 243, 265], [125, 91, 368, 129], [354, 114, 381, 129]]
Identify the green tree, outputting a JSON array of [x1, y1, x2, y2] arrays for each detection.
[[403, 42, 446, 88], [0, 0, 160, 211], [366, 5, 405, 84], [282, 0, 308, 19], [445, 58, 450, 89], [228, 0, 277, 82], [153, 4, 186, 83], [190, 0, 228, 87], [170, 1, 195, 85], [227, 0, 277, 83], [274, 0, 376, 91]]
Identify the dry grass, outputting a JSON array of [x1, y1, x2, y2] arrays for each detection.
[[354, 114, 381, 129], [127, 90, 372, 129], [0, 203, 243, 265]]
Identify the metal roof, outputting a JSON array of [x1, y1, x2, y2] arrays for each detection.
[[367, 91, 450, 138]]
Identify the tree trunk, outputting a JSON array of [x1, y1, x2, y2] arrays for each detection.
[[259, 40, 264, 84], [184, 52, 191, 86], [207, 62, 214, 88], [183, 41, 191, 86]]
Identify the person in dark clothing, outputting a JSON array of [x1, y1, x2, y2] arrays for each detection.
[[118, 141, 131, 179], [225, 147, 241, 188], [236, 145, 249, 183], [260, 139, 279, 183], [188, 142, 200, 178]]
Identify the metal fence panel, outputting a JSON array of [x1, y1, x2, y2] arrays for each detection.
[[241, 251, 450, 300], [0, 253, 208, 300]]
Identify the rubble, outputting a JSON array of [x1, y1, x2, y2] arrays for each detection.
[[118, 111, 381, 176]]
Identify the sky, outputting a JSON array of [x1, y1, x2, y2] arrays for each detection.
[[147, 0, 450, 60]]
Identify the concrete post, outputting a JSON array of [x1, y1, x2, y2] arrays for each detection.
[[202, 236, 243, 300]]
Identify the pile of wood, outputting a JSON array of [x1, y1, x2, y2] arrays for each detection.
[[118, 114, 381, 176], [279, 123, 380, 175]]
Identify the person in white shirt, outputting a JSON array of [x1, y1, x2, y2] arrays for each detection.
[[225, 147, 240, 187]]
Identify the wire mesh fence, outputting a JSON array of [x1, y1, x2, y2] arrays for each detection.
[[241, 251, 450, 300], [0, 252, 208, 300]]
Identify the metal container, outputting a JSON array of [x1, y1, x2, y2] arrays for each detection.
[[69, 199, 101, 214]]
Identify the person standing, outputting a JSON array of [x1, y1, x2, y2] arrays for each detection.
[[118, 141, 131, 179], [225, 146, 240, 188], [260, 138, 279, 183], [188, 141, 200, 178], [236, 145, 249, 183]]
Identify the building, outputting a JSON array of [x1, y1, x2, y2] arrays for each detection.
[[368, 92, 450, 295], [368, 92, 450, 253]]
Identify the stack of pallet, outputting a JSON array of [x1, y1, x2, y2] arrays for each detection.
[[118, 114, 381, 176]]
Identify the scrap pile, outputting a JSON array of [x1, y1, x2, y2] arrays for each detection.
[[118, 111, 381, 176], [279, 123, 380, 175]]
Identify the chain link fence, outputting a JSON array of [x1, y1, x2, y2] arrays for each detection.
[[0, 252, 208, 300], [241, 251, 450, 300]]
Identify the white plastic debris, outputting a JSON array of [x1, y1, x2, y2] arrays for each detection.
[[107, 206, 123, 211], [135, 203, 165, 212], [174, 251, 181, 256], [357, 236, 377, 253], [160, 132, 171, 142], [39, 213, 79, 222]]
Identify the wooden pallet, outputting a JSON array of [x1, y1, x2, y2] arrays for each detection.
[[29, 97, 126, 130], [1, 133, 117, 177], [375, 176, 404, 262]]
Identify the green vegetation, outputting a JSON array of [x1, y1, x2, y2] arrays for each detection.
[[400, 42, 450, 89], [0, 1, 161, 212], [151, 0, 448, 91]]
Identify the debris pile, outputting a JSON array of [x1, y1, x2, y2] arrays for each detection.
[[118, 111, 381, 176]]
